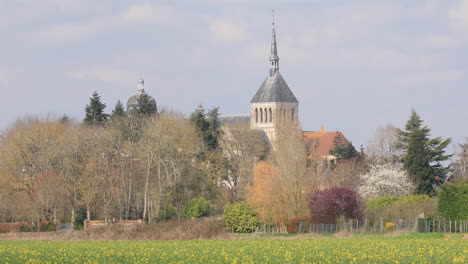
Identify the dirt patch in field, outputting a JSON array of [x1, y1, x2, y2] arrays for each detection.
[[0, 221, 231, 241]]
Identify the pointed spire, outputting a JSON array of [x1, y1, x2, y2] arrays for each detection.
[[269, 13, 279, 76]]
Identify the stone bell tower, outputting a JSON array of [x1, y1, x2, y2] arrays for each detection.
[[250, 20, 299, 143]]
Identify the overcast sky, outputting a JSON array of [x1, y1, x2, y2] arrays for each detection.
[[0, 0, 467, 151]]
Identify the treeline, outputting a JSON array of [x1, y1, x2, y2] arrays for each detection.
[[0, 92, 266, 228]]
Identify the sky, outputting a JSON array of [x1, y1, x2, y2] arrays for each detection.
[[0, 0, 467, 152]]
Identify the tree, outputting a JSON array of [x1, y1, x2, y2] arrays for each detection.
[[397, 109, 452, 196], [84, 91, 108, 126], [438, 181, 468, 220], [190, 105, 221, 151], [223, 201, 261, 233], [309, 187, 364, 224], [329, 133, 359, 162], [359, 164, 414, 198], [451, 139, 468, 182], [220, 121, 268, 201], [111, 100, 126, 119], [248, 124, 311, 225], [366, 124, 401, 164], [134, 93, 157, 116]]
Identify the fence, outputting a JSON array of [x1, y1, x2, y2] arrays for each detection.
[[254, 219, 468, 234]]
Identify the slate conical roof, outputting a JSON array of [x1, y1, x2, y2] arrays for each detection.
[[250, 72, 298, 103], [250, 22, 298, 104]]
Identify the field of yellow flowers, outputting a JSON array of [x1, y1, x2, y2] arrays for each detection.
[[0, 235, 466, 263]]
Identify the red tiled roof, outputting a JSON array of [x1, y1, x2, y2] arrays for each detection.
[[303, 131, 351, 160]]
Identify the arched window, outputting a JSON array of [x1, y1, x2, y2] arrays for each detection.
[[260, 108, 263, 123], [292, 108, 295, 121], [255, 108, 258, 123], [269, 108, 272, 122], [264, 108, 268, 123]]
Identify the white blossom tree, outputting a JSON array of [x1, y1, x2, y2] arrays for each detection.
[[359, 164, 414, 198]]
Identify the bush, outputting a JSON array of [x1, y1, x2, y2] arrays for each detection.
[[19, 224, 31, 232], [39, 221, 56, 232], [366, 196, 400, 209], [183, 196, 210, 219], [223, 202, 261, 233], [309, 187, 364, 224], [159, 203, 177, 221], [287, 217, 312, 234], [385, 222, 395, 231], [365, 195, 437, 223], [438, 181, 468, 219]]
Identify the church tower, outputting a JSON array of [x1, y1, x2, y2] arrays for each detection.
[[250, 21, 299, 142]]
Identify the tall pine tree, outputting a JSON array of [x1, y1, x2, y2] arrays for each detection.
[[111, 100, 126, 119], [84, 91, 108, 126], [398, 109, 452, 196]]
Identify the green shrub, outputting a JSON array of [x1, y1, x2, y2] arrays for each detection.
[[366, 196, 400, 209], [365, 195, 437, 223], [159, 203, 177, 221], [223, 202, 261, 233], [19, 224, 31, 232], [183, 196, 209, 219], [438, 181, 468, 219]]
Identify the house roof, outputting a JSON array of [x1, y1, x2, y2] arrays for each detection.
[[303, 130, 351, 160]]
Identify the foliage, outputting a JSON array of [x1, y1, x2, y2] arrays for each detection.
[[39, 221, 56, 232], [0, 238, 465, 263], [397, 109, 452, 196], [183, 196, 209, 219], [84, 91, 109, 126], [158, 203, 177, 221], [385, 222, 395, 231], [365, 196, 400, 209], [365, 195, 437, 224], [438, 181, 468, 220], [329, 133, 360, 162], [309, 187, 364, 224], [134, 93, 157, 116], [359, 164, 414, 198], [190, 105, 221, 151], [287, 216, 312, 234], [111, 100, 126, 119], [223, 202, 261, 233]]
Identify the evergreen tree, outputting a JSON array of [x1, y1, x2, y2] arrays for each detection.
[[397, 109, 452, 196], [329, 133, 359, 161], [111, 100, 126, 119], [134, 93, 157, 116], [190, 105, 221, 151], [84, 91, 108, 126]]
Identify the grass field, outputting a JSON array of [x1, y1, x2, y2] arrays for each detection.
[[0, 233, 466, 264]]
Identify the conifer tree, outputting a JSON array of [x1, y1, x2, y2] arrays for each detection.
[[111, 100, 126, 119], [330, 133, 359, 161], [84, 91, 108, 126], [134, 93, 157, 116], [398, 109, 452, 196], [190, 105, 220, 151]]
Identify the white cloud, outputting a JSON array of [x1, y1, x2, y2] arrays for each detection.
[[67, 67, 137, 84], [206, 18, 249, 44], [121, 3, 176, 25], [449, 0, 468, 35]]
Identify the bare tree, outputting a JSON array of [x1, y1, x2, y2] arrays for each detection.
[[366, 124, 401, 164], [451, 139, 468, 182], [220, 121, 268, 201]]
